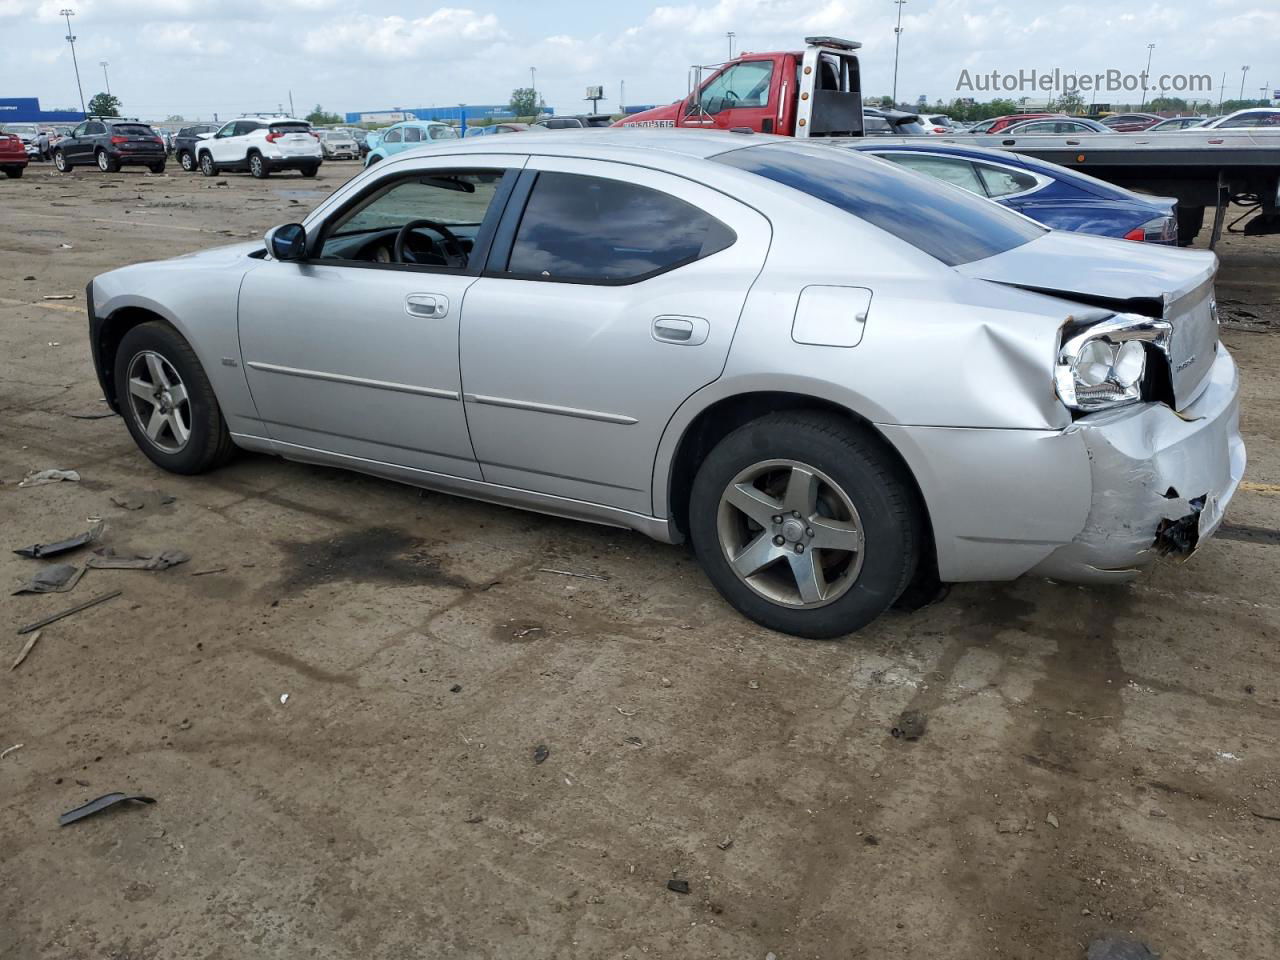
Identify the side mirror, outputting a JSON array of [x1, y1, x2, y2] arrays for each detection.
[[266, 223, 306, 262]]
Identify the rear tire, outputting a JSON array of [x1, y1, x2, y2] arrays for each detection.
[[148, 161, 166, 174], [299, 164, 318, 178], [1177, 205, 1205, 246], [96, 149, 120, 173], [248, 152, 269, 179], [199, 152, 218, 177], [53, 150, 72, 172], [3, 166, 23, 179], [178, 151, 195, 172], [113, 321, 236, 475], [688, 412, 921, 638]]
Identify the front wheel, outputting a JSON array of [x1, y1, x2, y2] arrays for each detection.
[[53, 150, 72, 172], [178, 150, 195, 172], [688, 412, 921, 638], [199, 152, 218, 177], [113, 321, 236, 474]]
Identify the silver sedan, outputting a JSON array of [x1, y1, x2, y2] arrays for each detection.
[[86, 130, 1244, 637]]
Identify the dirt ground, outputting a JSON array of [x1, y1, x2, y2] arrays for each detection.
[[1, 158, 1278, 960]]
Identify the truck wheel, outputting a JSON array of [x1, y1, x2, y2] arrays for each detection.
[[248, 152, 269, 178], [114, 321, 236, 475], [3, 165, 23, 179], [1177, 205, 1205, 246], [53, 150, 72, 172], [688, 412, 921, 638], [199, 152, 218, 177], [178, 151, 195, 172], [96, 149, 120, 173]]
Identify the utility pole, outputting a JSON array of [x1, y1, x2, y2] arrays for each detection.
[[620, 79, 626, 113], [1262, 83, 1270, 106], [288, 90, 295, 117], [99, 60, 110, 96], [726, 32, 735, 60], [530, 67, 537, 118], [1140, 43, 1154, 109], [891, 0, 907, 107], [1239, 65, 1249, 103], [60, 9, 86, 115], [1218, 72, 1226, 112]]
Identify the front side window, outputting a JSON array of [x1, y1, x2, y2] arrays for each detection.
[[879, 154, 985, 196], [318, 170, 507, 268], [215, 122, 236, 138], [71, 123, 88, 138], [403, 126, 423, 142], [506, 172, 735, 283], [717, 143, 1044, 267], [696, 60, 774, 114]]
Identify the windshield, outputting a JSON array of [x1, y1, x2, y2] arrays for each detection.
[[714, 143, 1045, 267]]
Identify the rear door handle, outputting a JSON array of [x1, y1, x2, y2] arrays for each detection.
[[405, 293, 449, 319], [652, 315, 708, 345]]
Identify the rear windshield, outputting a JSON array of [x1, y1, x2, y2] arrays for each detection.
[[112, 124, 156, 136], [269, 123, 311, 135], [714, 143, 1045, 266]]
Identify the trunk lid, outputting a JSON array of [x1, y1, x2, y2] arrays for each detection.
[[957, 231, 1219, 410]]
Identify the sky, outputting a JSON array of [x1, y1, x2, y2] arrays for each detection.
[[0, 0, 1275, 120]]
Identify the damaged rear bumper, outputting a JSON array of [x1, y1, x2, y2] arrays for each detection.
[[1028, 346, 1245, 583]]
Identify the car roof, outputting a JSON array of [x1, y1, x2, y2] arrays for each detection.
[[386, 127, 775, 162]]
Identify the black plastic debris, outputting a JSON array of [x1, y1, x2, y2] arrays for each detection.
[[14, 527, 101, 559], [1086, 937, 1160, 960], [891, 710, 927, 740], [533, 744, 550, 765], [1153, 495, 1206, 556], [12, 563, 84, 595], [666, 879, 690, 894], [59, 792, 156, 826], [86, 548, 189, 571]]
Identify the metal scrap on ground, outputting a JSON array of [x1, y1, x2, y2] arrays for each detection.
[[17, 591, 122, 635], [58, 792, 156, 827], [539, 568, 610, 582], [86, 548, 189, 571], [10, 630, 42, 670]]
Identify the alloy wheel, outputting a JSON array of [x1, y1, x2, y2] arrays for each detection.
[[715, 459, 865, 608], [180, 152, 194, 171], [126, 350, 192, 453], [97, 150, 109, 171], [54, 151, 68, 171]]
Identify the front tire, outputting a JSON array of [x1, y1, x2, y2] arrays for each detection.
[[113, 321, 235, 475], [688, 412, 921, 638], [199, 152, 218, 177], [53, 150, 71, 172], [248, 152, 269, 178], [96, 149, 120, 173], [178, 150, 195, 172]]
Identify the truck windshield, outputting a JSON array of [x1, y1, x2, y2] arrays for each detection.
[[714, 143, 1044, 266]]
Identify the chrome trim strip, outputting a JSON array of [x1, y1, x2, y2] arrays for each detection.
[[246, 361, 460, 401], [263, 437, 678, 543], [465, 393, 638, 425]]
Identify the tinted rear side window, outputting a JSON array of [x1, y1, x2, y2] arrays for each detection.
[[506, 172, 736, 283], [715, 144, 1043, 266]]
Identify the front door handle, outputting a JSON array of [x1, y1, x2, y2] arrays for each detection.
[[653, 315, 709, 345], [405, 293, 449, 319]]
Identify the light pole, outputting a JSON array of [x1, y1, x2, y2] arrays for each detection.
[[60, 9, 86, 115], [530, 67, 537, 118], [726, 31, 735, 60], [891, 0, 907, 106], [1262, 83, 1270, 106], [99, 60, 110, 96], [1239, 65, 1249, 103], [1140, 43, 1154, 109]]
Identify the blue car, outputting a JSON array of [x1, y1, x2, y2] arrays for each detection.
[[847, 141, 1178, 244], [364, 120, 459, 167]]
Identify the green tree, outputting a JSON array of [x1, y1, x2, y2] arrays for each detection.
[[306, 105, 342, 125], [508, 87, 545, 118], [87, 92, 121, 117], [1053, 92, 1087, 115], [166, 114, 186, 122], [1146, 96, 1187, 113]]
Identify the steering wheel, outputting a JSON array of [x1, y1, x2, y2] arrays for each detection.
[[393, 219, 466, 267]]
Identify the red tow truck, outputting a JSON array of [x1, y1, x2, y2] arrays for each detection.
[[615, 36, 865, 137]]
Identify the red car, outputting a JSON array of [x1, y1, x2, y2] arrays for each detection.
[[1, 131, 29, 178]]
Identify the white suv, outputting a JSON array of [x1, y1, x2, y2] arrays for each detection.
[[196, 116, 323, 179]]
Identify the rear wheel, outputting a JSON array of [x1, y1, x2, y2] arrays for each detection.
[[299, 164, 318, 178], [199, 152, 218, 177], [96, 149, 120, 173], [1177, 205, 1205, 246], [248, 152, 269, 178], [148, 161, 166, 174], [113, 321, 235, 474], [178, 151, 195, 172], [688, 412, 921, 638], [3, 165, 23, 179], [53, 150, 72, 172]]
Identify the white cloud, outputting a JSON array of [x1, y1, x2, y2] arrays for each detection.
[[303, 9, 504, 59]]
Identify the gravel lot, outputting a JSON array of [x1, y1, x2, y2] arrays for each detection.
[[1, 159, 1278, 960]]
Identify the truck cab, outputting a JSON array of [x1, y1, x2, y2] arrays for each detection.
[[615, 36, 863, 137]]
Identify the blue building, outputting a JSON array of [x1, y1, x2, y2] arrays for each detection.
[[0, 97, 84, 123], [344, 104, 556, 125]]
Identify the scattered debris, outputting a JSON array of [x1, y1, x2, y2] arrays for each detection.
[[1086, 937, 1160, 960], [464, 813, 484, 824], [1252, 810, 1280, 823], [716, 836, 734, 851], [18, 468, 80, 488], [623, 736, 644, 749], [666, 878, 690, 894], [14, 526, 102, 559], [0, 743, 23, 761], [58, 792, 156, 827], [863, 834, 880, 845], [190, 567, 228, 577], [86, 548, 189, 571], [747, 679, 760, 690], [66, 410, 117, 420], [10, 630, 42, 670], [891, 710, 927, 740], [533, 744, 550, 765], [996, 818, 1023, 834], [539, 567, 610, 582], [57, 243, 73, 249], [280, 694, 290, 705], [614, 706, 637, 717], [177, 718, 192, 731], [18, 591, 122, 635], [1046, 812, 1060, 829], [12, 563, 85, 595], [449, 684, 462, 693], [1149, 807, 1167, 818], [512, 625, 542, 638], [109, 495, 144, 511], [42, 294, 75, 300]]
